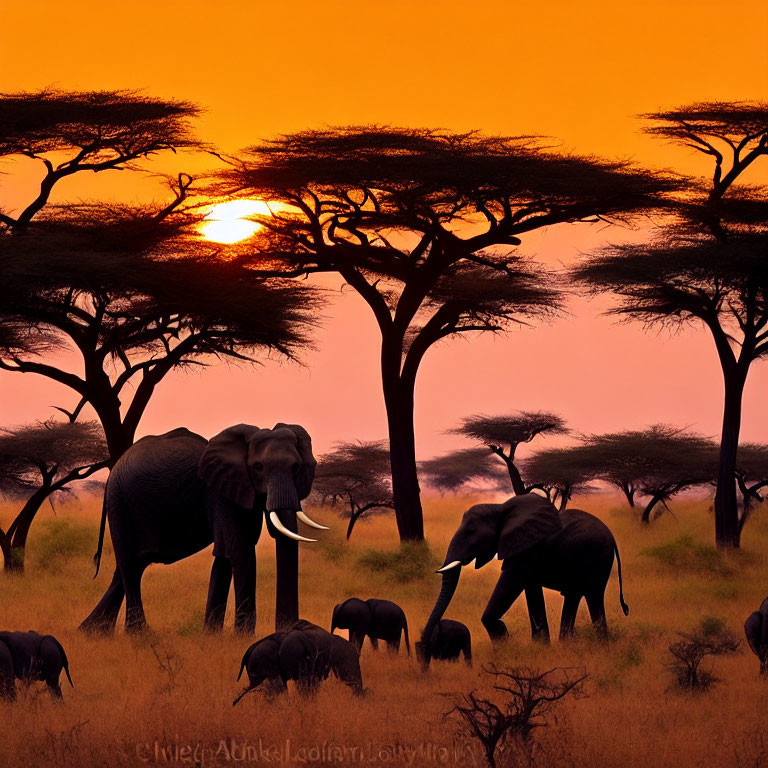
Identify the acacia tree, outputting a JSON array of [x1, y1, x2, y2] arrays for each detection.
[[219, 127, 675, 540], [311, 441, 393, 539], [574, 103, 768, 548], [0, 204, 321, 462], [0, 89, 200, 231], [0, 420, 108, 572], [419, 447, 509, 494], [522, 446, 596, 510], [450, 411, 568, 494], [734, 443, 768, 529]]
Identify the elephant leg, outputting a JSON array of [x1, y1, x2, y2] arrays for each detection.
[[481, 570, 524, 643], [525, 585, 550, 643], [368, 636, 379, 651], [204, 557, 232, 631], [559, 594, 582, 641], [386, 637, 400, 654], [122, 560, 148, 633], [46, 678, 63, 701], [79, 570, 125, 634], [585, 591, 608, 640], [0, 643, 16, 702], [232, 549, 257, 634]]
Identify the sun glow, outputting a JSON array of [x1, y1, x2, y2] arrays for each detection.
[[200, 199, 270, 243]]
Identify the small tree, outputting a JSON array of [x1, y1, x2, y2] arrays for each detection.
[[312, 441, 394, 539], [734, 443, 768, 529], [522, 446, 597, 510], [419, 447, 509, 495], [443, 665, 588, 768], [668, 617, 740, 691], [0, 89, 200, 231], [450, 412, 568, 495], [0, 421, 108, 572]]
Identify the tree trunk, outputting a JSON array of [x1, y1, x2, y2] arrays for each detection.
[[505, 453, 527, 496], [4, 485, 52, 573], [714, 374, 746, 549], [382, 376, 424, 542], [641, 495, 664, 525]]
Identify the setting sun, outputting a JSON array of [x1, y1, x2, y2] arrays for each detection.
[[200, 199, 270, 243]]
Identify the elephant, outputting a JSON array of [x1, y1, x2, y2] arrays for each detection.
[[233, 620, 363, 704], [744, 596, 768, 675], [0, 631, 73, 701], [421, 619, 471, 666], [79, 423, 324, 635], [416, 495, 628, 664], [331, 598, 410, 655]]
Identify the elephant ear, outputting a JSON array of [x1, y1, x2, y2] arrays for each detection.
[[198, 424, 262, 509], [497, 494, 563, 560], [273, 423, 316, 500]]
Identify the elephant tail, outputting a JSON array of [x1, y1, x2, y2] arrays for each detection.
[[49, 636, 74, 688], [402, 618, 411, 656], [614, 542, 629, 616], [232, 686, 254, 707], [92, 492, 108, 579]]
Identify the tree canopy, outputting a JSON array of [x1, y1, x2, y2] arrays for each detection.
[[216, 126, 677, 541], [0, 89, 201, 230], [419, 447, 508, 495], [522, 446, 597, 510]]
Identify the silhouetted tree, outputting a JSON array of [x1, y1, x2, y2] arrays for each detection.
[[522, 446, 596, 510], [574, 102, 768, 548], [218, 127, 676, 540], [419, 447, 509, 494], [312, 441, 393, 539], [0, 420, 108, 572], [668, 617, 740, 691], [0, 89, 200, 231], [734, 443, 768, 529], [0, 203, 321, 462], [450, 412, 568, 494]]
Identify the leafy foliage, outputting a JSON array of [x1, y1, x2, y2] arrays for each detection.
[[419, 447, 508, 494]]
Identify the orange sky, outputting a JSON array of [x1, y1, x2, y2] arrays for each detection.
[[1, 0, 767, 462]]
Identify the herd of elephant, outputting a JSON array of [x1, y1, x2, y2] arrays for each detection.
[[2, 422, 768, 703]]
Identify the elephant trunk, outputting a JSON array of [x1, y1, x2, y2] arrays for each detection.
[[267, 473, 300, 515], [417, 566, 461, 665], [275, 516, 299, 631]]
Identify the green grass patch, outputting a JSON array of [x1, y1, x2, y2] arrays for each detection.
[[32, 518, 93, 571], [640, 535, 732, 576], [356, 541, 437, 583]]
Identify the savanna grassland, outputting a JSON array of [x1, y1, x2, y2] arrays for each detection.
[[1, 494, 768, 768]]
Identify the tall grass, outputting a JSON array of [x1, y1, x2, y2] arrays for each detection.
[[1, 493, 767, 767]]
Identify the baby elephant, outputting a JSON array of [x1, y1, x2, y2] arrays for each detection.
[[0, 631, 73, 701], [745, 596, 768, 675], [415, 619, 471, 667], [331, 597, 410, 655], [234, 620, 362, 705]]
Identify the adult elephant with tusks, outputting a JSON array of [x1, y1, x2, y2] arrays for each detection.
[[78, 423, 325, 635], [416, 494, 628, 664]]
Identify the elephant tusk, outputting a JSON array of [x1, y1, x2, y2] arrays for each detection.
[[296, 510, 330, 530], [436, 560, 461, 573], [269, 512, 317, 543]]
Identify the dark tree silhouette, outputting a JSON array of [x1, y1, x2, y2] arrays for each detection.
[[574, 102, 768, 548], [522, 446, 596, 510], [450, 411, 568, 494], [0, 420, 108, 572], [0, 202, 321, 462], [734, 443, 768, 529], [0, 89, 200, 231], [419, 447, 509, 494], [311, 441, 393, 539], [218, 127, 676, 540], [581, 426, 716, 523], [668, 617, 740, 691]]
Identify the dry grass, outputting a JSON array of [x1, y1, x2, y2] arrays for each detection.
[[1, 493, 768, 767]]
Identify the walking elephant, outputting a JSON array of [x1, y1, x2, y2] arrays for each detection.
[[79, 424, 325, 635], [0, 631, 73, 701], [744, 596, 768, 675], [233, 620, 363, 704], [416, 495, 628, 664], [331, 598, 410, 655], [421, 619, 471, 666]]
